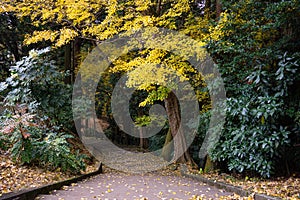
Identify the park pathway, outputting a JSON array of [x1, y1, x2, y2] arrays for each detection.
[[36, 168, 233, 200], [36, 133, 234, 199]]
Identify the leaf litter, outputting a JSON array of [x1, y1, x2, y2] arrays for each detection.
[[2, 145, 299, 200], [0, 151, 98, 197], [188, 165, 300, 200]]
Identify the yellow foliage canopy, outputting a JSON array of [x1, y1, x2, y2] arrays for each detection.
[[1, 0, 212, 110]]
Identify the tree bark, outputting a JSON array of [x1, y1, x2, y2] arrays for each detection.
[[139, 127, 144, 149], [64, 43, 72, 84], [164, 92, 195, 165], [161, 128, 173, 161], [216, 0, 222, 19], [156, 0, 162, 16], [73, 38, 81, 83], [204, 156, 214, 173], [64, 39, 81, 84]]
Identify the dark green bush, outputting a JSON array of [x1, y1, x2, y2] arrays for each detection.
[[1, 114, 86, 173], [0, 48, 87, 174], [207, 0, 300, 177]]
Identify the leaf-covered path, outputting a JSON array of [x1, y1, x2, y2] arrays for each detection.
[[36, 168, 233, 200], [35, 135, 234, 199]]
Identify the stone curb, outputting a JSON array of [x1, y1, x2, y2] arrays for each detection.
[[0, 163, 102, 200], [180, 164, 281, 200]]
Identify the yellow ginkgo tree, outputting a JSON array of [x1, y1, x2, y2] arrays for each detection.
[[1, 0, 215, 165]]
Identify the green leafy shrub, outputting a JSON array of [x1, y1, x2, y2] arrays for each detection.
[[0, 48, 87, 174], [0, 109, 86, 173], [206, 0, 300, 177], [0, 48, 73, 128], [34, 131, 87, 173]]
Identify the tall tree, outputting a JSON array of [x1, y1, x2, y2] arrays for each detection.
[[1, 0, 212, 164]]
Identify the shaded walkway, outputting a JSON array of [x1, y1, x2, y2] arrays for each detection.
[[36, 133, 234, 199], [36, 168, 233, 200], [80, 135, 169, 173]]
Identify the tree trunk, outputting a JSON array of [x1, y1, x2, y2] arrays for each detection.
[[65, 39, 81, 84], [156, 0, 162, 16], [216, 0, 222, 19], [161, 128, 173, 161], [64, 43, 72, 84], [164, 92, 195, 165], [73, 38, 81, 83], [139, 127, 144, 149], [204, 156, 214, 173]]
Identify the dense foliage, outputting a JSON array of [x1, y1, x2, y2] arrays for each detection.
[[208, 0, 300, 177], [0, 0, 299, 177], [0, 48, 86, 173]]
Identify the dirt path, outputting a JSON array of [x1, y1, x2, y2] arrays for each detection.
[[36, 168, 233, 200]]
